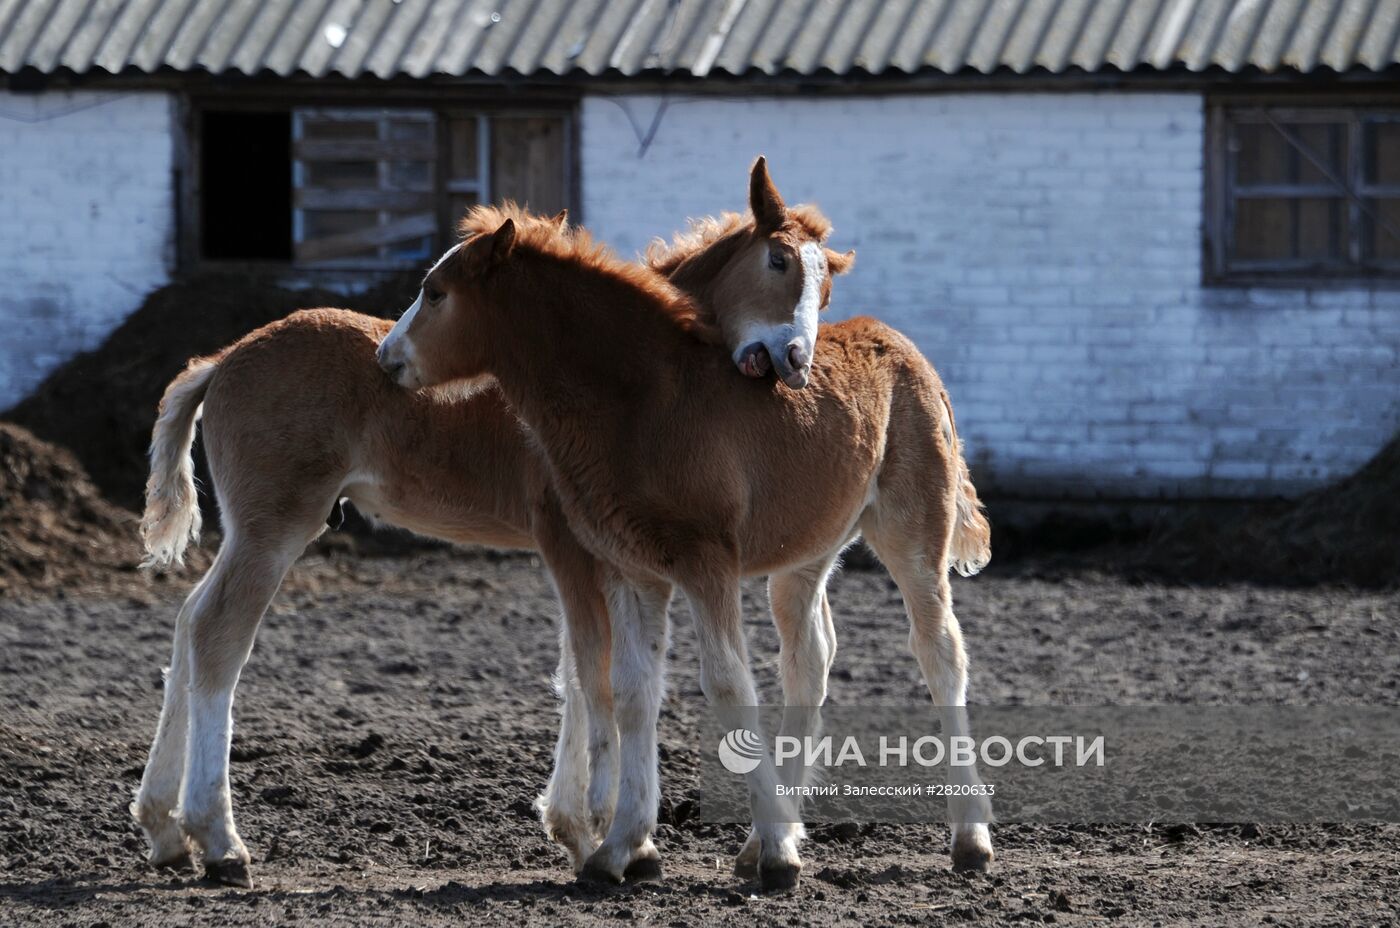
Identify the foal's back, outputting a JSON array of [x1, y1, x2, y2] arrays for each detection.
[[200, 308, 540, 548]]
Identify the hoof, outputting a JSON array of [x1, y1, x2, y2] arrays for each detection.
[[623, 856, 664, 883], [577, 861, 624, 886], [951, 839, 994, 873], [152, 850, 195, 873], [203, 858, 254, 889], [759, 862, 801, 893], [733, 831, 760, 880], [561, 840, 600, 877]]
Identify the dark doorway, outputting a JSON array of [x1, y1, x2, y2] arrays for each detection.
[[200, 111, 292, 260]]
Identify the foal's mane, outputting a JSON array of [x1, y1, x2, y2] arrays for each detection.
[[458, 203, 721, 344], [642, 204, 836, 277]]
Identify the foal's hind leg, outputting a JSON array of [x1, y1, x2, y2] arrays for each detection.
[[736, 556, 840, 879], [132, 573, 213, 869], [676, 565, 805, 892], [178, 533, 304, 887], [580, 574, 672, 884], [862, 519, 994, 872]]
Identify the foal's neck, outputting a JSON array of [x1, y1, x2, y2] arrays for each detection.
[[483, 253, 692, 418]]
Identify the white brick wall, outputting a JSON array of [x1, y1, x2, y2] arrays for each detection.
[[581, 92, 1400, 497], [1, 89, 1394, 498], [0, 91, 175, 409]]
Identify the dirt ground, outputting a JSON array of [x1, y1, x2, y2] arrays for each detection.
[[2, 550, 1399, 927]]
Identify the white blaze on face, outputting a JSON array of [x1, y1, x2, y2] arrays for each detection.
[[792, 241, 825, 352], [392, 292, 424, 343], [379, 243, 460, 380]]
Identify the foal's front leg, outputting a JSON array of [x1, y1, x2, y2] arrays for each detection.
[[735, 561, 840, 878], [579, 575, 672, 883], [537, 597, 618, 871], [683, 568, 805, 892], [537, 633, 597, 870], [534, 517, 622, 869]]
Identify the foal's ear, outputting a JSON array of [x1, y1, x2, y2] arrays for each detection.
[[826, 247, 856, 275], [465, 218, 516, 272], [487, 218, 516, 264], [551, 209, 569, 230], [749, 156, 787, 234]]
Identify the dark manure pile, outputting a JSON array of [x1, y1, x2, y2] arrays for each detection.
[[2, 272, 419, 512]]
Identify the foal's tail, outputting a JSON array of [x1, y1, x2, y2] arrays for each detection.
[[940, 391, 992, 577], [140, 357, 218, 568]]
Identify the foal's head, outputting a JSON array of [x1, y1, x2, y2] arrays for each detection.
[[375, 209, 569, 391], [376, 206, 706, 391], [646, 157, 855, 389]]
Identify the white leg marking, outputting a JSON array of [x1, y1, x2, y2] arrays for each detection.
[[538, 628, 599, 870], [132, 579, 208, 865], [177, 537, 300, 872], [584, 578, 670, 880]]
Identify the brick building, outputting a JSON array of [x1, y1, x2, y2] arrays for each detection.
[[2, 0, 1399, 497]]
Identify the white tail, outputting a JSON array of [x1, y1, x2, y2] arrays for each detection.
[[940, 392, 992, 577], [140, 358, 218, 568]]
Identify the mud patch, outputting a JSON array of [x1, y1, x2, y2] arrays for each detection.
[[1, 556, 1397, 926]]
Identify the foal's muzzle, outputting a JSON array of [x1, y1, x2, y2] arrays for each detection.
[[734, 338, 812, 388], [772, 338, 812, 390], [737, 342, 772, 378], [376, 342, 411, 386]]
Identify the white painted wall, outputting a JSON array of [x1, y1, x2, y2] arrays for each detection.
[[2, 88, 1395, 498], [0, 90, 175, 409], [581, 92, 1400, 497]]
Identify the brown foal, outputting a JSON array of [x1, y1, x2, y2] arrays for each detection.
[[375, 205, 994, 891]]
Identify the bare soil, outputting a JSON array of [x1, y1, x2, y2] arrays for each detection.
[[2, 549, 1398, 927]]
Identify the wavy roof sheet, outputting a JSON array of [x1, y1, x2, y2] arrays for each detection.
[[2, 0, 1399, 79]]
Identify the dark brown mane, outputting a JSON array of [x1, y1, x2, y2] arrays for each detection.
[[458, 203, 721, 345]]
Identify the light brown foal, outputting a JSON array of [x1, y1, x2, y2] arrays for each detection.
[[132, 163, 896, 888], [376, 205, 995, 891]]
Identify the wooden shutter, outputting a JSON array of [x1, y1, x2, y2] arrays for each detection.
[[1210, 105, 1400, 280], [439, 114, 570, 241], [293, 109, 437, 268], [490, 117, 568, 215]]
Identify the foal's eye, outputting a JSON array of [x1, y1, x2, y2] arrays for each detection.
[[425, 286, 445, 304], [769, 251, 787, 272]]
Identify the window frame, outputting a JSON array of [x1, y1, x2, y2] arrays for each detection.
[[178, 90, 578, 279], [1205, 98, 1400, 287]]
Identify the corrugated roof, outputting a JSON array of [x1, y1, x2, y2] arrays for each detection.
[[3, 0, 1400, 79]]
